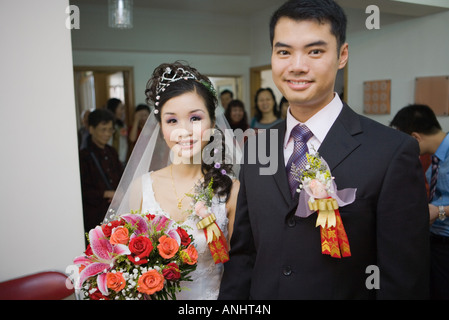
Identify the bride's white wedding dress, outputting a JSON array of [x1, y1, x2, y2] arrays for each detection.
[[140, 172, 228, 300]]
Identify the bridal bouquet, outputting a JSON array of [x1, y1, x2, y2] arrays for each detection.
[[73, 212, 198, 300], [291, 151, 356, 258]]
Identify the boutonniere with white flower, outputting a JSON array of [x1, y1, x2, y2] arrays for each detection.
[[291, 151, 356, 258], [187, 178, 229, 264]]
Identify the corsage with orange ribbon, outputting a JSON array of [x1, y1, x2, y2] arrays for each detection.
[[187, 179, 229, 264], [291, 151, 356, 258]]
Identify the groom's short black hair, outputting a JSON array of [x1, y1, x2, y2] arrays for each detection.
[[269, 0, 347, 50]]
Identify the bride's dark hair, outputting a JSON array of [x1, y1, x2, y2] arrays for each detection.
[[145, 61, 233, 201]]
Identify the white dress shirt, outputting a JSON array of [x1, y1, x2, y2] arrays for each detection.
[[283, 94, 343, 166]]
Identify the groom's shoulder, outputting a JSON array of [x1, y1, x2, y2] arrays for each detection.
[[343, 104, 417, 151]]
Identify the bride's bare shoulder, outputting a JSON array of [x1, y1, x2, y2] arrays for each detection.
[[150, 166, 170, 181]]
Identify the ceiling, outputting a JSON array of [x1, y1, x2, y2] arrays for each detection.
[[72, 0, 285, 16], [73, 0, 449, 17]]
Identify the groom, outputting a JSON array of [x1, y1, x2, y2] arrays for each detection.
[[219, 0, 429, 299]]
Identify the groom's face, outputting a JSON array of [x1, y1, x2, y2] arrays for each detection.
[[271, 17, 348, 122]]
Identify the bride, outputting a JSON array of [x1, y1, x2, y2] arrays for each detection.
[[105, 61, 240, 300]]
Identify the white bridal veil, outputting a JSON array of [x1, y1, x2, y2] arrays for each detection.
[[103, 107, 242, 223]]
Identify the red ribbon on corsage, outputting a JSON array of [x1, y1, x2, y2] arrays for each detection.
[[292, 152, 356, 259], [196, 214, 229, 264], [309, 198, 351, 258]]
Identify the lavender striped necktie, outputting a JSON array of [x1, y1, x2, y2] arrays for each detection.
[[286, 124, 313, 197], [429, 155, 439, 202]]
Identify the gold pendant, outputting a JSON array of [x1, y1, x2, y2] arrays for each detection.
[[177, 200, 182, 210]]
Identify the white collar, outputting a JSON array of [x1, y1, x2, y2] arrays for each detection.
[[284, 93, 343, 148]]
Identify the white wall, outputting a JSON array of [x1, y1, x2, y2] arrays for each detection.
[[249, 4, 278, 68], [0, 0, 85, 281], [347, 10, 449, 129]]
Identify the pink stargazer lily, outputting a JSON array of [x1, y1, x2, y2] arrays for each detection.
[[150, 215, 181, 245], [74, 226, 130, 295], [121, 213, 149, 237]]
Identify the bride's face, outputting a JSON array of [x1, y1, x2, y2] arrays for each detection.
[[160, 91, 213, 162]]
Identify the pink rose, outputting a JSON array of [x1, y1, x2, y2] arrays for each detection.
[[309, 179, 329, 199], [194, 201, 210, 219]]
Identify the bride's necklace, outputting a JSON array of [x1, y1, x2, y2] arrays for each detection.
[[170, 165, 200, 210]]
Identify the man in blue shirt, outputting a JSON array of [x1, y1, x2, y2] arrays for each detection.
[[391, 104, 449, 299]]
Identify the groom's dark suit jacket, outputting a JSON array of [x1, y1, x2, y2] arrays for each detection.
[[219, 104, 429, 299]]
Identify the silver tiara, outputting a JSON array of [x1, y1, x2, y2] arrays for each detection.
[[155, 67, 197, 103], [153, 66, 216, 114]]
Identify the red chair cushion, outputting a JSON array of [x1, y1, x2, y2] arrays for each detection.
[[0, 271, 74, 300]]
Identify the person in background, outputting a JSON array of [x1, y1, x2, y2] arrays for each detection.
[[128, 103, 150, 152], [390, 104, 449, 300], [250, 87, 283, 129], [220, 89, 233, 111], [225, 99, 249, 131], [279, 96, 289, 119], [106, 98, 128, 165], [79, 108, 123, 235]]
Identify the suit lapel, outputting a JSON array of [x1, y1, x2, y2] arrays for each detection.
[[270, 122, 292, 205], [318, 104, 362, 171]]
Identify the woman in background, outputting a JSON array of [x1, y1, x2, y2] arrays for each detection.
[[250, 87, 283, 129], [225, 99, 249, 131]]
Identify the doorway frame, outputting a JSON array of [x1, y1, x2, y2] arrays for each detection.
[[73, 66, 136, 129], [249, 65, 271, 118]]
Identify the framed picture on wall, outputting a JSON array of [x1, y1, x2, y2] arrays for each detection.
[[415, 76, 449, 116], [363, 79, 391, 115]]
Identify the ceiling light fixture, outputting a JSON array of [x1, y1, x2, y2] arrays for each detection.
[[108, 0, 133, 29]]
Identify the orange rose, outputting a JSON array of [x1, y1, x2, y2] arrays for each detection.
[[106, 272, 126, 292], [157, 235, 179, 259], [180, 244, 198, 265], [137, 270, 164, 295], [109, 226, 129, 245]]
